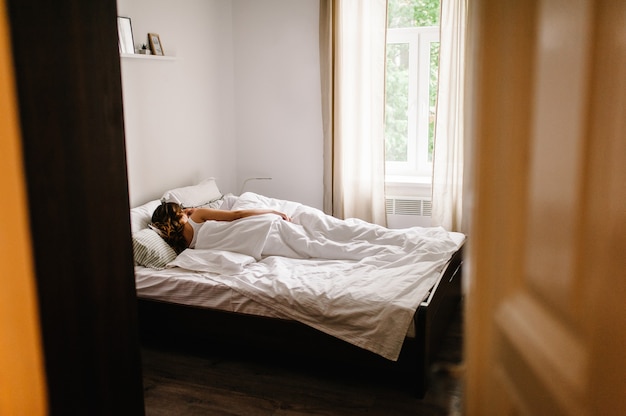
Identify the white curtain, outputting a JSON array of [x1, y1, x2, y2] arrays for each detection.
[[319, 0, 388, 225], [431, 0, 468, 232]]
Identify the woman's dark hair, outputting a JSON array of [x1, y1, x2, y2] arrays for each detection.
[[150, 202, 188, 254]]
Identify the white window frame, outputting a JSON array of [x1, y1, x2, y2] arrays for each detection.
[[385, 26, 439, 183]]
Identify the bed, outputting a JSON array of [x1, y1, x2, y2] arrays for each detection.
[[131, 178, 465, 397]]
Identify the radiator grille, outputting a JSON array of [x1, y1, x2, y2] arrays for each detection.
[[386, 197, 432, 217]]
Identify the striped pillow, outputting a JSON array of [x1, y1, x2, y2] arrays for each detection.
[[132, 228, 177, 269]]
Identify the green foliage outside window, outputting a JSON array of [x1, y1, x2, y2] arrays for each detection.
[[385, 43, 410, 162], [428, 41, 440, 162], [387, 0, 440, 28]]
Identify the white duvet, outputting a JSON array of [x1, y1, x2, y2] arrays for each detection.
[[168, 192, 462, 361]]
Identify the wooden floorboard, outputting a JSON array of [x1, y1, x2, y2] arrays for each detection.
[[141, 306, 464, 416]]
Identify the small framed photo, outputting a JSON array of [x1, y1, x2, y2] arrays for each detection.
[[148, 33, 165, 56], [117, 17, 134, 54]]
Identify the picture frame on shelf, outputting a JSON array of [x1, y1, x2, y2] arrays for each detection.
[[148, 33, 164, 56], [117, 17, 134, 54]]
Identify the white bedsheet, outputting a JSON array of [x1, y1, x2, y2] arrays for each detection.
[[134, 266, 291, 318], [152, 192, 464, 361]]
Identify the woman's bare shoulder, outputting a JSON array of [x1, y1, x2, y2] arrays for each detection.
[[190, 208, 235, 222]]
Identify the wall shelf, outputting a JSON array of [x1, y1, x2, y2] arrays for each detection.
[[120, 53, 177, 61]]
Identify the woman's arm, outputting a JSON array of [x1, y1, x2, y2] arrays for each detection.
[[189, 208, 291, 223]]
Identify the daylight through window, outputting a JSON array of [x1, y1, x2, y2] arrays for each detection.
[[385, 0, 440, 181]]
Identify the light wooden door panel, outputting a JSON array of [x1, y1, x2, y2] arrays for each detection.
[[495, 1, 592, 413], [465, 0, 626, 415], [524, 0, 592, 317]]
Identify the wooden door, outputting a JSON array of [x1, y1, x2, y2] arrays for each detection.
[[464, 1, 626, 415], [7, 0, 145, 414]]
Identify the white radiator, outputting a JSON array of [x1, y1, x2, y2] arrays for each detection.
[[385, 196, 432, 228]]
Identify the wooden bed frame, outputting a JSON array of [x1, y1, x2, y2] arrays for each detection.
[[136, 244, 463, 398]]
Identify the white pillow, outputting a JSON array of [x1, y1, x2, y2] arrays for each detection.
[[161, 177, 222, 208], [130, 199, 161, 234], [132, 228, 178, 269], [168, 249, 256, 274]]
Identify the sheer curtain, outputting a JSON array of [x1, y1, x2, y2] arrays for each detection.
[[319, 0, 388, 225], [431, 0, 468, 232]]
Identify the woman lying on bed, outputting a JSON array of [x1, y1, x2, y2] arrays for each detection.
[[150, 201, 290, 254], [150, 197, 458, 262]]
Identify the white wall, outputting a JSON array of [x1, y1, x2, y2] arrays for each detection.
[[232, 0, 323, 209], [118, 0, 323, 209], [118, 0, 238, 207]]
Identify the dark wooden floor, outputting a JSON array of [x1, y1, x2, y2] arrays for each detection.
[[141, 307, 464, 416]]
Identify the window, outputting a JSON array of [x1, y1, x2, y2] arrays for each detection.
[[385, 0, 440, 182]]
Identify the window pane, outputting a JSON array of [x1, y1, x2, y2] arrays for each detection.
[[428, 41, 439, 162], [385, 1, 440, 178], [388, 0, 440, 29], [385, 43, 410, 162]]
